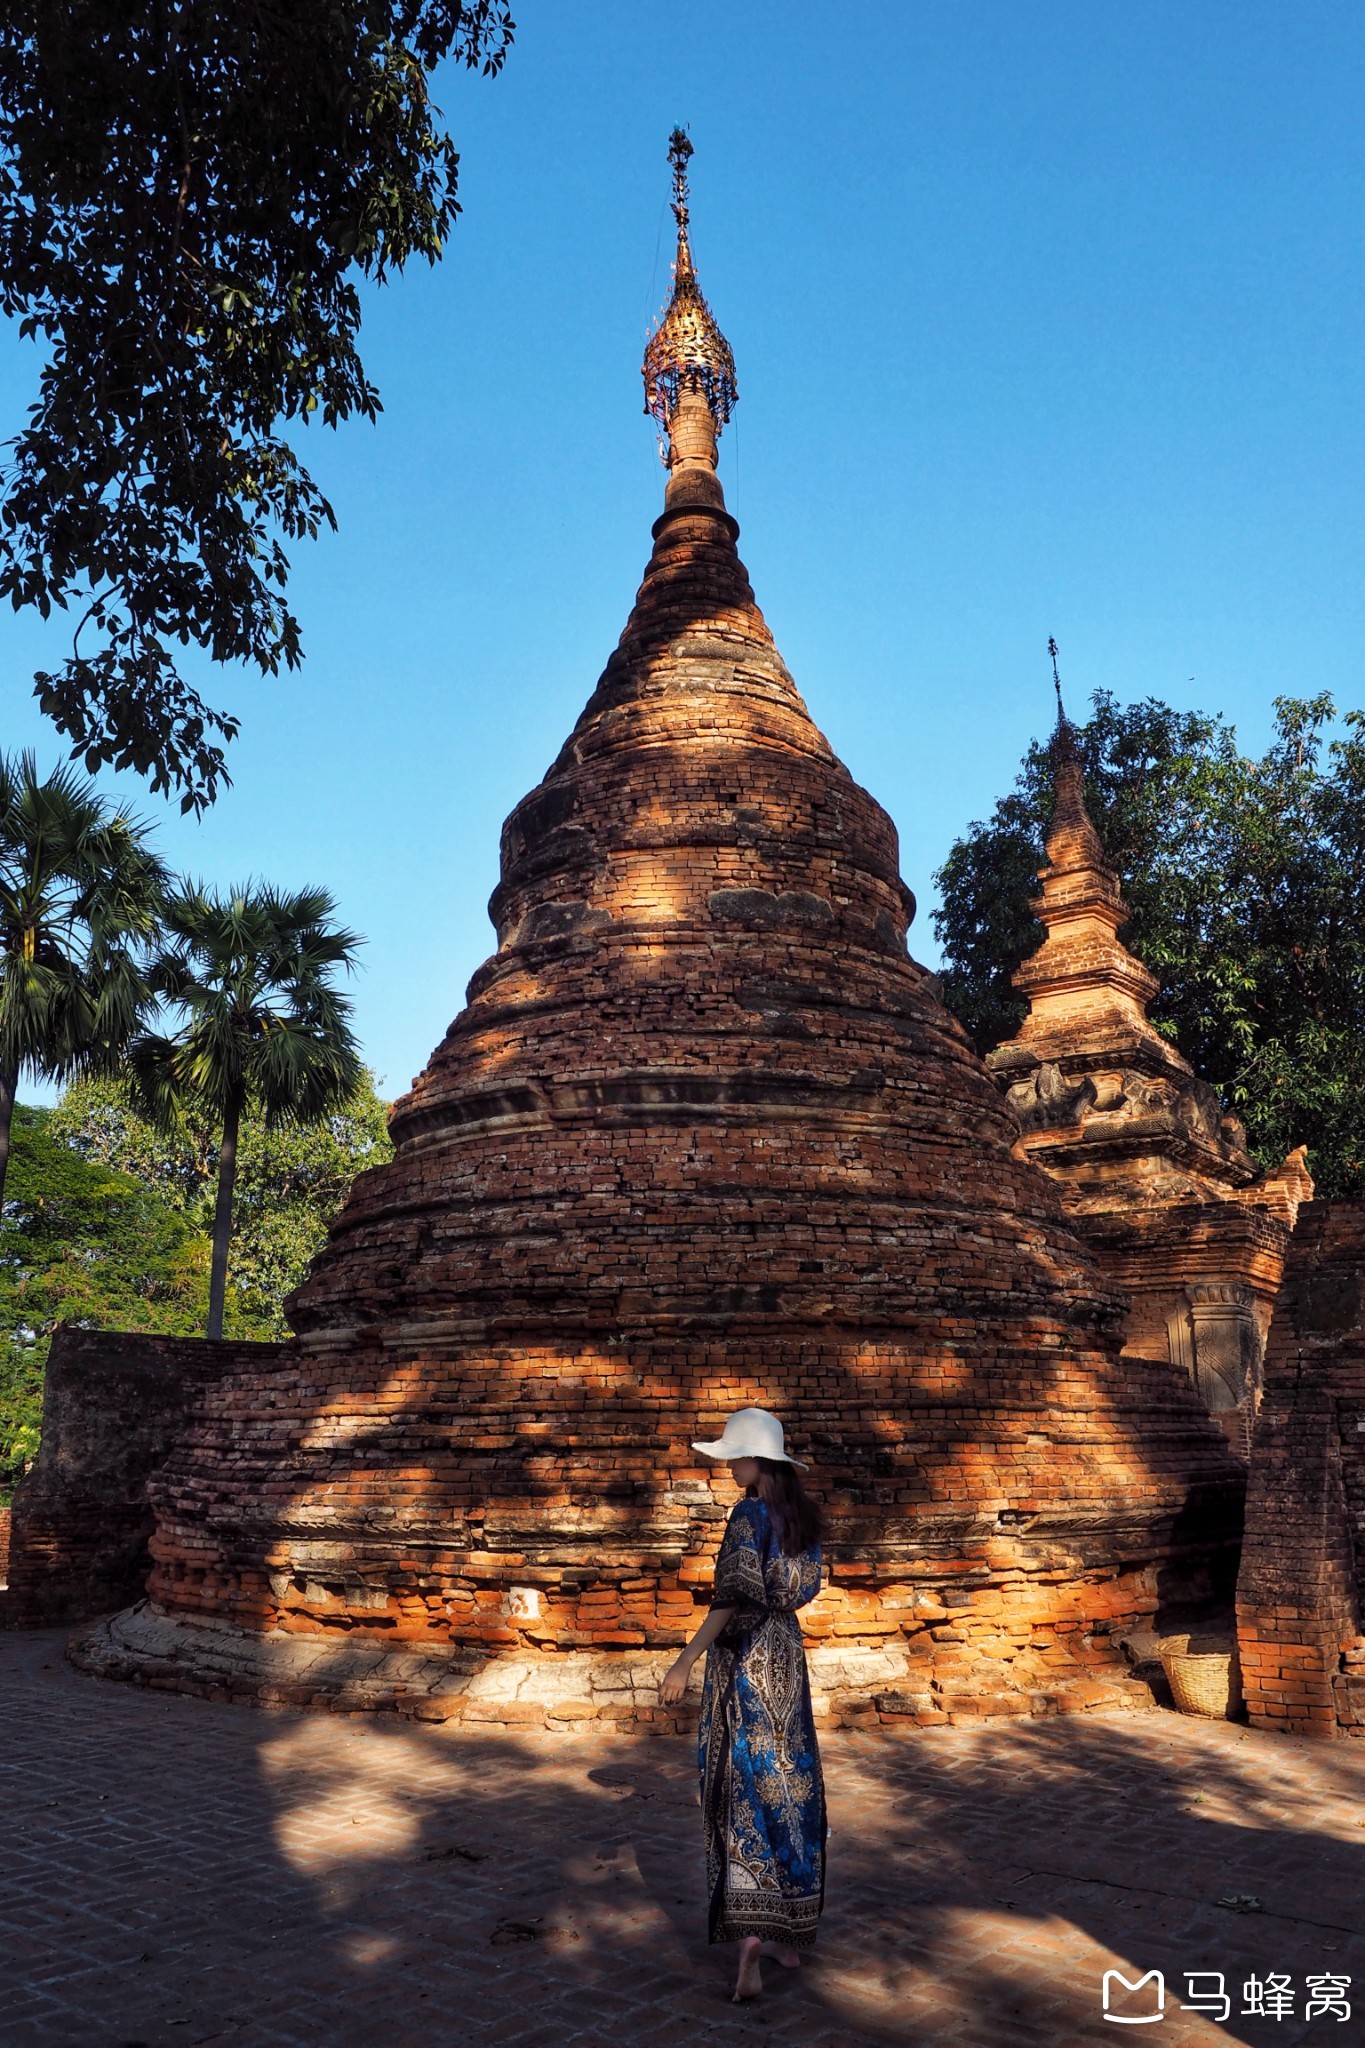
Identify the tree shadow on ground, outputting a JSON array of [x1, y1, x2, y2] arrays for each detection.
[[10, 1623, 1363, 2048]]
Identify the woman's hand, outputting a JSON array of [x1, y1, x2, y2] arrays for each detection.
[[657, 1606, 734, 1706], [659, 1653, 695, 1705]]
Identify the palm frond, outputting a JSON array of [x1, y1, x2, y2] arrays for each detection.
[[1, 751, 165, 1083], [133, 874, 365, 1134]]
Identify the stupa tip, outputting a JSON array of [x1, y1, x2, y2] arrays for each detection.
[[643, 129, 738, 478], [1048, 638, 1076, 754], [1044, 642, 1104, 862]]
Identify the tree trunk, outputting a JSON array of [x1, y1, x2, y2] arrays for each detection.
[[0, 1061, 15, 1216], [206, 1086, 243, 1341]]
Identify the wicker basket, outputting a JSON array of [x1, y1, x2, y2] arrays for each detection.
[[1158, 1633, 1242, 1719]]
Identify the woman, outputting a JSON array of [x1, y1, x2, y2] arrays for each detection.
[[660, 1406, 826, 2002]]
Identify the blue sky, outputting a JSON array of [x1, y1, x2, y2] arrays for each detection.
[[5, 1, 1362, 1102]]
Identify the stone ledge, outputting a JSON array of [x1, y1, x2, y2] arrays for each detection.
[[70, 1603, 1153, 1735]]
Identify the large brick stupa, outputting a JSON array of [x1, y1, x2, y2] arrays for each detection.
[[81, 136, 1244, 1727]]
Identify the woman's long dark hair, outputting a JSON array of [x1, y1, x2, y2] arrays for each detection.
[[749, 1457, 824, 1557]]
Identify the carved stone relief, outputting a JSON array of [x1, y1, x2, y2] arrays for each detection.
[[1185, 1281, 1262, 1411]]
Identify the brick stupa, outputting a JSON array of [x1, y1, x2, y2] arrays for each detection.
[[81, 137, 1244, 1727], [988, 701, 1313, 1430]]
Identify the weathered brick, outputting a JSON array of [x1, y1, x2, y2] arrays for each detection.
[[1237, 1201, 1365, 1738]]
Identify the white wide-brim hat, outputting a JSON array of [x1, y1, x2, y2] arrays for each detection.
[[692, 1406, 807, 1468]]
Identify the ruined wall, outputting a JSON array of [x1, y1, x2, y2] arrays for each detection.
[[1, 1327, 282, 1628], [1074, 1204, 1290, 1461], [1236, 1202, 1365, 1737]]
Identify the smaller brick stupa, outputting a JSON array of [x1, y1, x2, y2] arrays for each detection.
[[988, 680, 1313, 1425], [79, 137, 1246, 1730]]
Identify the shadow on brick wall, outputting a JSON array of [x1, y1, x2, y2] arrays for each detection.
[[1237, 1201, 1365, 1739], [0, 1327, 283, 1629]]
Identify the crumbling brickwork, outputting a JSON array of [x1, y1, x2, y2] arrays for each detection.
[[72, 452, 1250, 1731], [1, 1327, 279, 1628], [1237, 1201, 1365, 1737]]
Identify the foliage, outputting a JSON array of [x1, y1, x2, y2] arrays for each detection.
[[49, 1069, 392, 1333], [932, 692, 1365, 1197], [128, 879, 365, 1337], [0, 750, 166, 1208], [0, 1104, 215, 1493], [1, 1073, 391, 1495], [130, 881, 364, 1131], [0, 2, 514, 810], [0, 1331, 42, 1498]]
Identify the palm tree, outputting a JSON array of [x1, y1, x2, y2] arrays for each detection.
[[0, 753, 166, 1210], [129, 882, 363, 1339]]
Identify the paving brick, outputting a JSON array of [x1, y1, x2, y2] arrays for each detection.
[[6, 1628, 1365, 2045]]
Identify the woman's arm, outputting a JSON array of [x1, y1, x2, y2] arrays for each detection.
[[658, 1606, 736, 1705]]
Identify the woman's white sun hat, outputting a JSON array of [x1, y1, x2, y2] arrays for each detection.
[[692, 1406, 807, 1468]]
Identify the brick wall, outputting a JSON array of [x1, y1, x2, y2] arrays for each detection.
[[0, 1503, 10, 1588], [0, 1327, 283, 1628], [1236, 1202, 1365, 1737]]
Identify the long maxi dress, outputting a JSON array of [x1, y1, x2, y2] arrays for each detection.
[[698, 1493, 826, 1948]]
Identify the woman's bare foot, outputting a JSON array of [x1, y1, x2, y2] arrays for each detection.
[[732, 1935, 764, 2001], [759, 1940, 801, 1969]]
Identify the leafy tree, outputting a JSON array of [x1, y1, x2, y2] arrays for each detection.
[[0, 1104, 220, 1495], [129, 883, 364, 1337], [0, 2, 514, 810], [0, 751, 165, 1212], [2, 1074, 392, 1493], [932, 692, 1365, 1198], [49, 1068, 392, 1334]]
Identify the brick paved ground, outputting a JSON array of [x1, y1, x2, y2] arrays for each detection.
[[3, 1628, 1364, 2048]]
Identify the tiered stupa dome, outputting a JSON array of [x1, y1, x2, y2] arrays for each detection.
[[80, 140, 1244, 1727]]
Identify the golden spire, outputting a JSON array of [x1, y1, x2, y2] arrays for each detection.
[[643, 129, 738, 471]]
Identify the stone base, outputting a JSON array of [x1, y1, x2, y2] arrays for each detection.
[[70, 1602, 1156, 1733]]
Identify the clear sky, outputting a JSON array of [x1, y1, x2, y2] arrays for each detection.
[[5, 1, 1363, 1103]]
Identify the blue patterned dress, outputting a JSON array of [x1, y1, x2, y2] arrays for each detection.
[[698, 1495, 826, 1948]]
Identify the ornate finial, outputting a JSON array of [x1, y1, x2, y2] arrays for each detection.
[[1049, 637, 1066, 726], [669, 126, 693, 253], [643, 128, 738, 467]]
